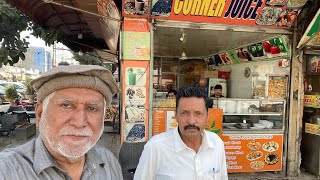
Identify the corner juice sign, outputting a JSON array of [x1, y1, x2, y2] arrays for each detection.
[[173, 0, 262, 20], [149, 0, 304, 27]]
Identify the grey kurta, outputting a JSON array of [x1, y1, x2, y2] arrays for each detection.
[[0, 137, 123, 180]]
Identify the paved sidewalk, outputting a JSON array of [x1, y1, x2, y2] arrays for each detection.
[[0, 129, 318, 180]]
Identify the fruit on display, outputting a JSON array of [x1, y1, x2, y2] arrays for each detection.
[[263, 42, 272, 52], [270, 46, 281, 54]]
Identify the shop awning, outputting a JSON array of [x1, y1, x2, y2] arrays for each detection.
[[5, 0, 122, 56], [153, 20, 292, 58]]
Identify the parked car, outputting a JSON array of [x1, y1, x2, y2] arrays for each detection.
[[0, 85, 5, 104], [0, 82, 26, 98]]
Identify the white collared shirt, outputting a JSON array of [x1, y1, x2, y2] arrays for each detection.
[[134, 128, 228, 180]]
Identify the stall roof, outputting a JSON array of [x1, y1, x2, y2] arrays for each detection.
[[153, 20, 292, 58], [5, 0, 121, 63]]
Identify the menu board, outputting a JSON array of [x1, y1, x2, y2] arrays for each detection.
[[304, 95, 320, 108], [222, 134, 283, 173], [121, 60, 150, 143], [121, 18, 151, 143], [305, 123, 320, 136], [123, 31, 151, 60], [152, 110, 167, 136]]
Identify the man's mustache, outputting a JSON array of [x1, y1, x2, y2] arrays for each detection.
[[184, 125, 200, 131]]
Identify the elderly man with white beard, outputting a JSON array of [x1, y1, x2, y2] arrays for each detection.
[[0, 65, 123, 180]]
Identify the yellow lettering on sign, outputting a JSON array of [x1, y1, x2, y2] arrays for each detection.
[[199, 0, 211, 16], [191, 0, 202, 15], [207, 0, 218, 17], [173, 0, 226, 17], [183, 0, 193, 15], [215, 0, 225, 17], [173, 0, 183, 15]]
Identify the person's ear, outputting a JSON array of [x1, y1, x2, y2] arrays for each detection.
[[35, 102, 43, 128]]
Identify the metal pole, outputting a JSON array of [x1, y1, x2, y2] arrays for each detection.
[[148, 22, 154, 139]]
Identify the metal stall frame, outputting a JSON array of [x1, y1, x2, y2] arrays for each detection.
[[149, 19, 295, 176]]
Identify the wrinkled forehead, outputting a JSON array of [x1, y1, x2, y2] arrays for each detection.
[[50, 88, 105, 104]]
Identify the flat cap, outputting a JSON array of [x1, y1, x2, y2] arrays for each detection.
[[31, 65, 119, 105]]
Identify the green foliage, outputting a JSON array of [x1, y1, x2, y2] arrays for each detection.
[[0, 0, 29, 67], [73, 52, 103, 65], [4, 85, 19, 100], [31, 24, 63, 46], [24, 77, 35, 95], [0, 0, 62, 66]]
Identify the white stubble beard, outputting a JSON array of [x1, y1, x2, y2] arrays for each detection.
[[39, 112, 104, 162]]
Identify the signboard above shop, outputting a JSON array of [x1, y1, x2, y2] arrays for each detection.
[[122, 0, 307, 28]]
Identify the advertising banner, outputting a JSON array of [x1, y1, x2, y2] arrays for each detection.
[[306, 55, 320, 74], [305, 123, 320, 136], [122, 0, 306, 28], [222, 134, 283, 173], [123, 18, 150, 32], [297, 9, 320, 48], [121, 60, 150, 143], [122, 18, 151, 60], [149, 0, 304, 28], [304, 95, 320, 108], [213, 36, 290, 66], [123, 32, 151, 60], [122, 0, 151, 18], [121, 18, 151, 143], [97, 0, 121, 54], [153, 110, 167, 136]]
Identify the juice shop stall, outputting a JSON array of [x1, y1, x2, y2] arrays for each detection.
[[119, 0, 308, 177]]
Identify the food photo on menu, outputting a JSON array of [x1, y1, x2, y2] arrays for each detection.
[[246, 140, 281, 170], [125, 105, 145, 123]]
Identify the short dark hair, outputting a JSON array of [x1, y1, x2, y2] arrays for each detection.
[[168, 89, 177, 95], [176, 86, 209, 110], [214, 84, 222, 89]]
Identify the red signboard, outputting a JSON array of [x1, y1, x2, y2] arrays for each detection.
[[122, 0, 306, 28], [123, 18, 150, 32]]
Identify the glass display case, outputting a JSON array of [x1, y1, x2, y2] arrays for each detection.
[[153, 98, 176, 108], [215, 98, 286, 134], [252, 74, 288, 99]]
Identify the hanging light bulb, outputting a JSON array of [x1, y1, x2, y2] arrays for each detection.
[[181, 51, 187, 60], [78, 33, 83, 39]]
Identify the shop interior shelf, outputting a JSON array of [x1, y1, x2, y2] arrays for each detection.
[[224, 112, 282, 116]]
